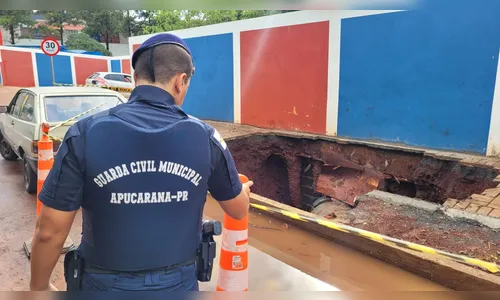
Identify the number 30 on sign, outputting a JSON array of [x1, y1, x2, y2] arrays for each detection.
[[41, 38, 60, 56]]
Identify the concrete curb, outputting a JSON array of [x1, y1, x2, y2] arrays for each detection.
[[442, 208, 500, 230], [358, 190, 500, 229], [358, 190, 440, 212]]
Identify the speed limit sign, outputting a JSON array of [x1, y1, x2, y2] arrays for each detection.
[[41, 38, 60, 56]]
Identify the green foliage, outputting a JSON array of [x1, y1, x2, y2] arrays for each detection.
[[81, 10, 124, 49], [38, 10, 82, 45], [0, 10, 34, 44], [122, 10, 144, 37], [36, 24, 59, 36], [142, 10, 295, 34], [65, 32, 112, 56]]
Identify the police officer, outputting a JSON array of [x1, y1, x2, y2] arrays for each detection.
[[29, 33, 254, 292]]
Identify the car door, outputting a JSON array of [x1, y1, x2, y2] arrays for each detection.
[[14, 92, 37, 158], [3, 91, 27, 152]]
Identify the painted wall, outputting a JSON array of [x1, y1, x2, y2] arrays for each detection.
[[74, 57, 109, 84], [1, 4, 500, 157], [0, 46, 132, 88], [128, 4, 500, 157]]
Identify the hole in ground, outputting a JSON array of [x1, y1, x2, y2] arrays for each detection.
[[262, 154, 292, 206], [228, 134, 499, 211]]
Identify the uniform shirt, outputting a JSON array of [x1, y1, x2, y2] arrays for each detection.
[[38, 85, 243, 269]]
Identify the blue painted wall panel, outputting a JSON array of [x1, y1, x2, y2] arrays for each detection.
[[182, 33, 234, 122], [35, 54, 73, 86], [337, 0, 500, 154], [111, 60, 121, 73]]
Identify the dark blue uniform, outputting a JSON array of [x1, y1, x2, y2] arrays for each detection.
[[39, 85, 243, 291]]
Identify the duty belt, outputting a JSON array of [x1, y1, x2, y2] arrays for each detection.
[[83, 257, 197, 275]]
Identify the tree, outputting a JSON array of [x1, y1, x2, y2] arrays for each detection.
[[136, 10, 158, 28], [143, 10, 297, 34], [121, 10, 144, 37], [38, 10, 83, 45], [82, 10, 124, 50], [0, 10, 34, 44], [66, 32, 112, 56], [142, 10, 184, 34]]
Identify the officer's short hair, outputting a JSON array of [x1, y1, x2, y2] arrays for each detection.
[[134, 44, 194, 84]]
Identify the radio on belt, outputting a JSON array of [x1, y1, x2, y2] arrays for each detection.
[[197, 220, 222, 282]]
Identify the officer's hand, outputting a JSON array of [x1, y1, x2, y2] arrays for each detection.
[[242, 181, 254, 197]]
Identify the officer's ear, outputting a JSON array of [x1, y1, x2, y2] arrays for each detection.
[[177, 73, 189, 88], [133, 72, 138, 85]]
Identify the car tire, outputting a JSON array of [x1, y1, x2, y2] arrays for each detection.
[[0, 136, 18, 161], [23, 156, 37, 194]]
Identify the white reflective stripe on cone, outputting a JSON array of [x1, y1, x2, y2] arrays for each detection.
[[38, 150, 53, 161], [216, 268, 248, 291], [37, 169, 50, 181], [221, 229, 248, 252]]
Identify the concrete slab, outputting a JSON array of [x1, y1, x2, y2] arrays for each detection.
[[360, 190, 440, 212]]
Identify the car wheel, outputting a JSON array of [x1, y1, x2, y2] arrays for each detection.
[[23, 157, 37, 194], [0, 136, 18, 161]]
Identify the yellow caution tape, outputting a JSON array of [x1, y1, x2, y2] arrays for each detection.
[[48, 103, 106, 132], [53, 82, 133, 93], [249, 203, 500, 274], [42, 102, 107, 142], [43, 133, 62, 142]]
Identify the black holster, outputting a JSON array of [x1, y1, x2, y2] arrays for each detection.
[[63, 249, 84, 291], [196, 220, 221, 282]]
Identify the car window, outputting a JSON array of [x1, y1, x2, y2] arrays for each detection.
[[105, 74, 127, 82], [19, 94, 35, 122], [124, 75, 132, 83], [43, 95, 123, 123], [11, 92, 27, 117], [89, 73, 100, 79]]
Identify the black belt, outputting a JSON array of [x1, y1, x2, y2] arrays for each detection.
[[83, 258, 197, 275]]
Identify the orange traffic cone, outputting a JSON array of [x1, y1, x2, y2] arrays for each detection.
[[23, 123, 75, 258], [36, 123, 54, 216], [216, 174, 249, 291]]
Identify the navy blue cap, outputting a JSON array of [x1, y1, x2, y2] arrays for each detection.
[[131, 33, 192, 70]]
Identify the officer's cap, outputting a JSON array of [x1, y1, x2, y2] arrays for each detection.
[[132, 33, 192, 70]]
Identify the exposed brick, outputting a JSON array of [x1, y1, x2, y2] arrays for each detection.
[[471, 200, 490, 207], [443, 199, 457, 208], [477, 207, 493, 216], [465, 204, 480, 213], [455, 201, 471, 210], [488, 202, 500, 210], [489, 209, 500, 218], [492, 197, 500, 206], [470, 194, 494, 204], [481, 188, 500, 198]]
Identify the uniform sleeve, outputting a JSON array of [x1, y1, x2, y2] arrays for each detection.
[[207, 127, 243, 201], [38, 124, 85, 211]]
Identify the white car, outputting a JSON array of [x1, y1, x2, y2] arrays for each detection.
[[0, 87, 127, 194], [86, 72, 133, 89]]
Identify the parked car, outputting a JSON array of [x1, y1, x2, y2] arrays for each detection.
[[0, 87, 127, 194], [85, 72, 133, 89]]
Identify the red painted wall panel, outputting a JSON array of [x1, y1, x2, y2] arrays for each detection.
[[1, 50, 35, 87], [74, 57, 108, 84], [240, 21, 329, 134], [132, 44, 141, 53], [121, 59, 131, 75]]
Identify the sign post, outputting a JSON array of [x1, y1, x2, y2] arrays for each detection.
[[41, 38, 60, 86]]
